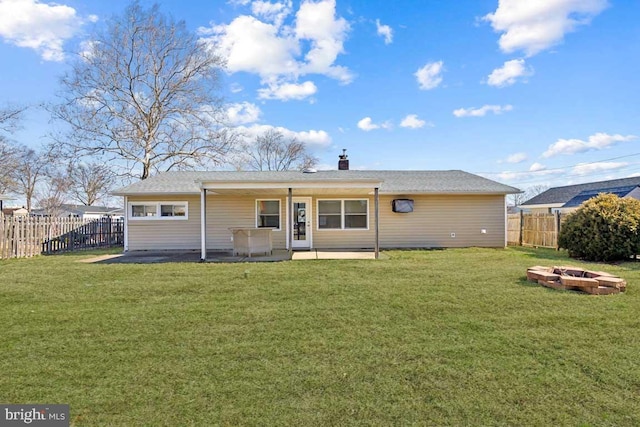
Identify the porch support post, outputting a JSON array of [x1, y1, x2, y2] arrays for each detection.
[[123, 196, 129, 252], [200, 188, 207, 262], [288, 187, 293, 258], [374, 187, 379, 259]]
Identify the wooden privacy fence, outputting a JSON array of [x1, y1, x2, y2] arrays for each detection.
[[0, 215, 124, 259], [507, 212, 564, 248]]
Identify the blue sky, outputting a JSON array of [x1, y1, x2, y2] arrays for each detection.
[[1, 0, 639, 193]]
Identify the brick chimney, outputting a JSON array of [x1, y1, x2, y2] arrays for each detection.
[[338, 149, 349, 170]]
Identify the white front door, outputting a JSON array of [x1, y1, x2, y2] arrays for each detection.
[[292, 197, 312, 249]]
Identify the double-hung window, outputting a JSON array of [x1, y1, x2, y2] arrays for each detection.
[[256, 200, 281, 230], [318, 199, 368, 230]]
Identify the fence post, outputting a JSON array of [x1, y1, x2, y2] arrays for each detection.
[[518, 210, 524, 246], [555, 211, 561, 250]]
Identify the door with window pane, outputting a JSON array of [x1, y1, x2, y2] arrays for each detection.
[[292, 197, 312, 249]]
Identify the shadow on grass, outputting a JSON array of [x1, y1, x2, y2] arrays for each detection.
[[515, 276, 539, 288], [510, 246, 570, 262]]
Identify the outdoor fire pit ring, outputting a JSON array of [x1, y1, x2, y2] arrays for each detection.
[[527, 266, 627, 295]]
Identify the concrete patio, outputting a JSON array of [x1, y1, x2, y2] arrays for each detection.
[[79, 249, 380, 264]]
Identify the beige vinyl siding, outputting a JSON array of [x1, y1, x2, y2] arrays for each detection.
[[127, 195, 201, 250], [127, 192, 507, 251], [206, 195, 286, 250], [378, 194, 506, 248]]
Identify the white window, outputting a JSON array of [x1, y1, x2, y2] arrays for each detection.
[[129, 202, 188, 220], [256, 200, 281, 230], [318, 199, 368, 230]]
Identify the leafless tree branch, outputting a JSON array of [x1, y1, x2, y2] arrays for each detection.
[[48, 1, 233, 180], [235, 129, 318, 171]]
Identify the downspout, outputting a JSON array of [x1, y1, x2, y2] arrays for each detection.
[[123, 196, 128, 252]]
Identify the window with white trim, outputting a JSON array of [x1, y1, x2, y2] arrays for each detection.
[[318, 199, 368, 230], [256, 200, 281, 230], [129, 202, 188, 220]]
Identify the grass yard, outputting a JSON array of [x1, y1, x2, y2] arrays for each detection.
[[1, 247, 640, 426]]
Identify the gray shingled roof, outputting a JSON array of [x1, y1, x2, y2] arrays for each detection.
[[522, 176, 640, 206], [113, 170, 520, 196], [563, 185, 639, 208]]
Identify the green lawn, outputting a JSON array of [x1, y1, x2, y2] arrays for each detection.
[[1, 247, 639, 426]]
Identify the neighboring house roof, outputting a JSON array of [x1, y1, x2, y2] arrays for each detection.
[[112, 170, 520, 196], [32, 204, 124, 216], [59, 204, 124, 215], [2, 207, 28, 216], [522, 176, 640, 207], [562, 185, 639, 208]]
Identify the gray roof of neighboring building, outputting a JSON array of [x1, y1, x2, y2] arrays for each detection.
[[562, 185, 639, 208], [31, 205, 123, 216], [522, 176, 640, 206], [112, 170, 520, 196], [60, 205, 123, 215]]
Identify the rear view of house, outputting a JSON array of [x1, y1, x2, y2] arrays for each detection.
[[113, 158, 519, 260]]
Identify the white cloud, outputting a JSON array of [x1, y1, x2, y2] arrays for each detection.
[[294, 0, 352, 83], [235, 124, 331, 148], [453, 104, 513, 118], [494, 166, 555, 182], [400, 114, 427, 129], [376, 19, 393, 44], [483, 0, 608, 57], [415, 61, 444, 90], [500, 152, 527, 164], [487, 59, 533, 87], [257, 80, 317, 101], [251, 1, 292, 27], [357, 117, 392, 132], [201, 15, 298, 78], [357, 117, 379, 131], [529, 162, 546, 172], [226, 102, 262, 125], [230, 82, 244, 93], [572, 162, 629, 176], [543, 133, 637, 158], [200, 0, 352, 100], [0, 0, 90, 61]]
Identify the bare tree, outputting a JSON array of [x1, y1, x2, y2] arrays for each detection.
[[0, 140, 20, 194], [12, 147, 50, 211], [237, 129, 318, 171], [527, 184, 549, 199], [35, 173, 69, 217], [49, 1, 233, 180], [65, 162, 117, 206], [509, 184, 550, 207], [0, 105, 26, 193], [0, 105, 25, 133]]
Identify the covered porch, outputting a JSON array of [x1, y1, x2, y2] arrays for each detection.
[[198, 177, 383, 262]]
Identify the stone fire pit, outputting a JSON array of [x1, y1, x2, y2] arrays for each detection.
[[527, 266, 627, 295]]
